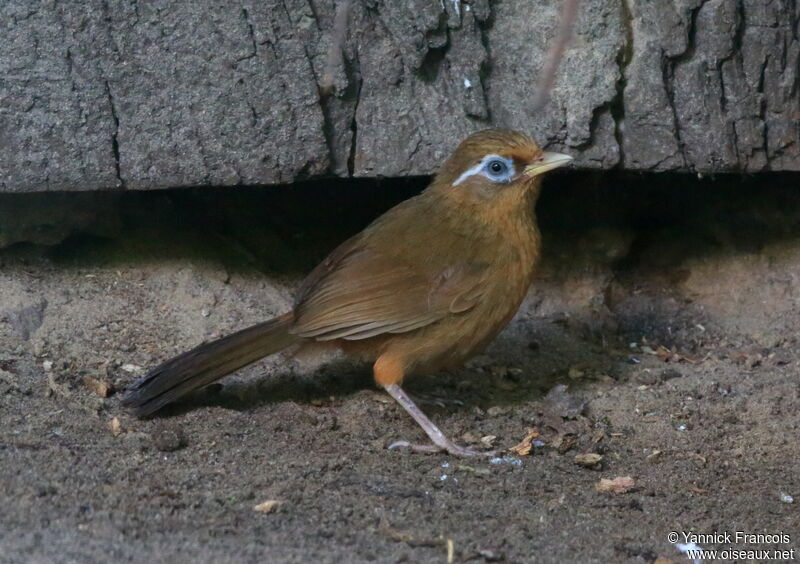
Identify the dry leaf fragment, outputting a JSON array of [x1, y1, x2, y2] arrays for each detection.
[[109, 417, 122, 436], [567, 366, 584, 379], [573, 453, 603, 468], [480, 435, 497, 447], [509, 428, 540, 456], [253, 500, 283, 513], [646, 450, 663, 464], [378, 518, 446, 547], [83, 375, 112, 398], [551, 433, 578, 454], [595, 476, 635, 494], [461, 432, 479, 444]]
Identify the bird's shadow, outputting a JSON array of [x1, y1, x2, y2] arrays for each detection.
[[138, 320, 623, 419], [144, 360, 374, 418]]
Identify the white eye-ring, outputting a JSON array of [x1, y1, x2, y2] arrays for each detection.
[[453, 154, 515, 186], [485, 158, 509, 180]]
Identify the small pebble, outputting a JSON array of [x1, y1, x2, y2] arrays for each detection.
[[574, 453, 603, 468], [780, 492, 794, 504], [153, 428, 185, 452], [489, 456, 522, 466]]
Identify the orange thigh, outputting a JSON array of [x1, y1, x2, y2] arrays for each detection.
[[373, 355, 406, 387]]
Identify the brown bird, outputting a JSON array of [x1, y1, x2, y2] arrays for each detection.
[[122, 129, 572, 456]]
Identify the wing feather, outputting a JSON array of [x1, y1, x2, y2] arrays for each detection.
[[291, 240, 488, 341]]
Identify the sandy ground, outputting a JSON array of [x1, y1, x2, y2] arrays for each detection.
[[1, 174, 798, 563]]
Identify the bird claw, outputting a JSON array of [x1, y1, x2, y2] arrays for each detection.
[[387, 439, 497, 457], [387, 440, 440, 453]]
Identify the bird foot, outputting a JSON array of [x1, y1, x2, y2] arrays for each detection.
[[387, 440, 497, 457], [382, 384, 499, 457]]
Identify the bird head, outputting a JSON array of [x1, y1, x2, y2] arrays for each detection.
[[434, 129, 572, 201]]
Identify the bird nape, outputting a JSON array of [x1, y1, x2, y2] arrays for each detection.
[[122, 128, 572, 457]]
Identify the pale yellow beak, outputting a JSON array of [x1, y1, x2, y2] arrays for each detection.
[[523, 151, 573, 177]]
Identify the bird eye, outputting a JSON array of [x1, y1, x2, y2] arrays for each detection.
[[489, 160, 506, 174], [485, 158, 510, 181]]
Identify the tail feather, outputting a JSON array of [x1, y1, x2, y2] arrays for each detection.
[[122, 313, 297, 416]]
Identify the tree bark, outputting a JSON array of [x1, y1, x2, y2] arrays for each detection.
[[1, 0, 798, 192]]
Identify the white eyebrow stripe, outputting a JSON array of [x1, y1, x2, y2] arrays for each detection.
[[452, 154, 514, 186], [452, 160, 486, 186]]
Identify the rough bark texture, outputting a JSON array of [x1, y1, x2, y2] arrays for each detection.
[[1, 0, 798, 192]]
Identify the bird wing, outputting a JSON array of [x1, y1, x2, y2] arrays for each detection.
[[291, 237, 488, 341]]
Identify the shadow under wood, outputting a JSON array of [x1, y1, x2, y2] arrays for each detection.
[[3, 178, 425, 276], [1, 171, 798, 276]]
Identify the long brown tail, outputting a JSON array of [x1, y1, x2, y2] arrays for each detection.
[[122, 313, 297, 417]]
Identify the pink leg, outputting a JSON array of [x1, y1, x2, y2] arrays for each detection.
[[383, 383, 496, 457]]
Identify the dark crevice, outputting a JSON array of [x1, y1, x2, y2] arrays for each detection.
[[474, 4, 495, 123], [247, 100, 258, 128], [312, 2, 360, 175], [612, 0, 634, 169], [670, 1, 708, 65], [306, 0, 322, 32], [65, 47, 76, 94], [660, 53, 687, 169], [730, 0, 746, 55], [347, 64, 362, 177], [417, 42, 450, 83], [104, 80, 124, 189], [295, 16, 332, 173], [730, 121, 741, 168], [717, 0, 745, 115], [417, 9, 452, 84], [318, 98, 338, 175], [757, 55, 770, 165], [661, 0, 709, 171], [130, 0, 140, 27], [793, 0, 799, 40], [238, 8, 258, 62], [278, 0, 293, 25], [573, 104, 611, 151]]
